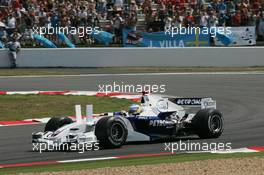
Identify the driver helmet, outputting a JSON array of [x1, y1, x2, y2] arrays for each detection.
[[128, 104, 142, 115]]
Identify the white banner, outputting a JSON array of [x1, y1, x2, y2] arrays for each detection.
[[214, 26, 256, 46]]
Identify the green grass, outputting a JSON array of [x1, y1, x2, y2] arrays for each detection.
[[0, 95, 135, 120], [0, 66, 264, 76], [0, 152, 263, 174]]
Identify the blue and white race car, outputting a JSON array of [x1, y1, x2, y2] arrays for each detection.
[[32, 92, 223, 149]]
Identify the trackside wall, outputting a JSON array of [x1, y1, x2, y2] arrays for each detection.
[[0, 47, 263, 67]]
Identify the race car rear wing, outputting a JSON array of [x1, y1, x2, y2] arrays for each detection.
[[168, 98, 217, 109]]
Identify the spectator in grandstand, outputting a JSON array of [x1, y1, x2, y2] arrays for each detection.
[[126, 12, 138, 31], [208, 11, 219, 27], [190, 0, 198, 9], [0, 0, 11, 6], [185, 11, 195, 27], [197, 0, 206, 10], [129, 1, 138, 13], [10, 29, 21, 41], [218, 11, 229, 26], [226, 0, 236, 13], [164, 15, 172, 30], [199, 11, 209, 27], [6, 12, 16, 36], [252, 0, 262, 14], [50, 12, 60, 28], [218, 0, 227, 14], [172, 13, 183, 27], [38, 8, 48, 27], [111, 13, 123, 43], [256, 8, 264, 39], [232, 10, 242, 26], [157, 1, 166, 22], [115, 0, 124, 8], [142, 0, 152, 14], [97, 0, 107, 17], [78, 5, 88, 25], [0, 20, 7, 38]]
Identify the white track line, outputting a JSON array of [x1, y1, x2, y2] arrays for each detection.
[[58, 157, 117, 163], [6, 91, 39, 95], [211, 148, 258, 154], [0, 72, 264, 78], [50, 147, 263, 164]]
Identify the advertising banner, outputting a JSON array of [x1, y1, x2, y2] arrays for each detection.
[[123, 28, 210, 47], [214, 26, 256, 46]]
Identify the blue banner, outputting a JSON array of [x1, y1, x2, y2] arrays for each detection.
[[0, 40, 4, 48], [33, 34, 57, 48], [123, 28, 210, 47], [57, 33, 75, 48], [91, 31, 113, 46]]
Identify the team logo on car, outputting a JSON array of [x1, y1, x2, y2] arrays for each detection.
[[176, 98, 202, 105], [149, 120, 167, 126]]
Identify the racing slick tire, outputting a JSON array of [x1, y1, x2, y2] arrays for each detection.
[[44, 117, 73, 132], [95, 117, 128, 148], [193, 109, 223, 139]]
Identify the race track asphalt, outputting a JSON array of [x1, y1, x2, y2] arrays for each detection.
[[0, 73, 264, 164]]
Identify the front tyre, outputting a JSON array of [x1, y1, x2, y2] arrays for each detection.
[[193, 109, 223, 139], [44, 117, 73, 132], [95, 117, 127, 148]]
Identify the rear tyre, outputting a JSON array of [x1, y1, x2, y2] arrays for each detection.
[[44, 117, 73, 132], [193, 109, 223, 139], [95, 117, 127, 148]]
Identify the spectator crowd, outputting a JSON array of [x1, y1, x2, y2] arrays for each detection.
[[0, 0, 264, 47]]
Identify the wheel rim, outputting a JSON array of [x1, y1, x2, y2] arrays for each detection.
[[110, 123, 124, 142], [209, 114, 222, 133]]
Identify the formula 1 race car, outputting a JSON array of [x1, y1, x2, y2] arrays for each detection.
[[32, 92, 223, 149]]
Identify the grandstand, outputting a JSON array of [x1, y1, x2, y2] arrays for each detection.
[[0, 0, 264, 47]]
